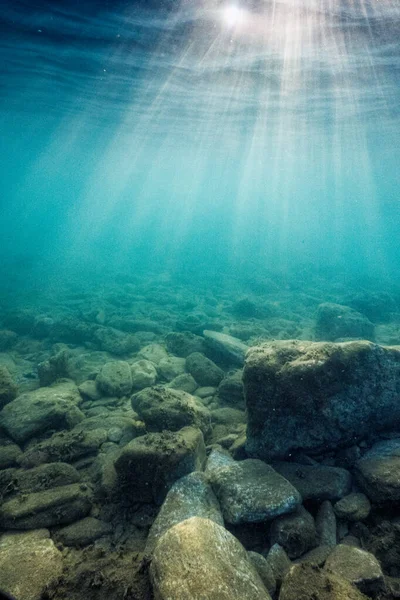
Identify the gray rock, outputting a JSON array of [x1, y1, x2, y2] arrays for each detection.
[[165, 331, 205, 357], [273, 462, 352, 501], [248, 551, 276, 596], [0, 529, 63, 600], [265, 543, 291, 585], [130, 359, 157, 389], [0, 439, 22, 469], [185, 352, 224, 387], [114, 427, 206, 504], [269, 506, 317, 559], [150, 516, 271, 600], [94, 327, 139, 356], [138, 343, 168, 364], [1, 463, 80, 499], [74, 413, 145, 446], [354, 439, 400, 504], [196, 386, 217, 398], [0, 365, 18, 408], [96, 361, 132, 397], [315, 303, 375, 341], [325, 544, 385, 597], [78, 379, 102, 400], [157, 356, 186, 381], [203, 330, 249, 366], [132, 385, 211, 435], [294, 545, 333, 567], [19, 427, 107, 467], [244, 340, 400, 459], [145, 471, 223, 554], [206, 451, 301, 524], [166, 372, 197, 393], [218, 370, 245, 407], [0, 482, 93, 529], [0, 381, 84, 443], [316, 500, 337, 546], [280, 563, 369, 600], [37, 349, 70, 386], [56, 516, 112, 546], [334, 493, 371, 521], [0, 329, 17, 351]]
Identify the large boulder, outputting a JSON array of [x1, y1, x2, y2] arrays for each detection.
[[206, 450, 301, 524], [132, 385, 211, 435], [315, 303, 375, 341], [150, 516, 271, 600], [145, 471, 223, 554], [244, 340, 400, 459], [0, 381, 84, 443], [0, 529, 63, 600], [114, 427, 206, 504], [280, 563, 369, 600]]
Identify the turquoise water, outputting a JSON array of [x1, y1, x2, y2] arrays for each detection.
[[1, 0, 399, 288]]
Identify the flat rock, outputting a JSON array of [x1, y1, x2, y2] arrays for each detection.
[[0, 482, 93, 529], [114, 427, 206, 504], [354, 439, 400, 504], [206, 451, 301, 524], [150, 516, 271, 600], [280, 563, 369, 600], [203, 330, 249, 366], [0, 380, 84, 443], [145, 471, 223, 554], [56, 516, 112, 546], [132, 385, 211, 435], [273, 462, 352, 502], [0, 529, 63, 600], [244, 340, 400, 459], [325, 544, 385, 597]]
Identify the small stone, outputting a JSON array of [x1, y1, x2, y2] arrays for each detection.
[[203, 330, 249, 366], [186, 352, 224, 387], [265, 543, 291, 585], [56, 517, 112, 546], [334, 493, 371, 521], [316, 500, 337, 546], [167, 373, 197, 393], [78, 379, 101, 400], [130, 359, 157, 390], [138, 344, 168, 364], [248, 551, 276, 596], [196, 386, 217, 398], [157, 356, 186, 381]]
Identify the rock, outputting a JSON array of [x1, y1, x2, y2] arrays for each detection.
[[354, 439, 400, 504], [280, 563, 369, 600], [0, 365, 18, 408], [19, 428, 107, 467], [150, 516, 271, 600], [132, 385, 211, 435], [324, 544, 385, 597], [211, 407, 246, 426], [56, 516, 112, 546], [0, 438, 22, 468], [96, 361, 132, 397], [78, 379, 102, 400], [316, 501, 337, 547], [157, 356, 186, 381], [37, 349, 70, 386], [315, 303, 375, 341], [138, 343, 168, 364], [0, 380, 84, 443], [166, 373, 197, 393], [346, 291, 397, 323], [94, 327, 139, 355], [203, 330, 249, 366], [114, 427, 206, 504], [273, 462, 352, 502], [165, 331, 205, 357], [0, 529, 63, 600], [185, 352, 224, 387], [334, 494, 371, 521], [130, 359, 157, 389], [196, 386, 217, 398], [0, 329, 17, 351], [0, 482, 92, 529], [1, 463, 80, 500], [265, 543, 291, 585], [269, 506, 317, 559], [206, 451, 301, 524], [145, 471, 223, 554], [75, 414, 145, 446], [295, 545, 333, 567], [217, 370, 245, 407], [248, 551, 276, 596], [244, 340, 400, 459]]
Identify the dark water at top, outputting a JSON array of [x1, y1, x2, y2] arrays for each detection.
[[0, 0, 399, 289]]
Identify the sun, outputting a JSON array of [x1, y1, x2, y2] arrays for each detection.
[[222, 5, 248, 28]]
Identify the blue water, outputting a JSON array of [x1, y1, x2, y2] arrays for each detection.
[[0, 0, 399, 287]]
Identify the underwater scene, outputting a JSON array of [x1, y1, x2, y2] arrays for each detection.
[[1, 0, 400, 598]]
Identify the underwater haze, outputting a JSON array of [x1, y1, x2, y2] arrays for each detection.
[[1, 0, 400, 288]]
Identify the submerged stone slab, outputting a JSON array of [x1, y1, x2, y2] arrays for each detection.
[[244, 340, 400, 459], [206, 451, 301, 524], [0, 380, 84, 443], [150, 516, 271, 600]]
